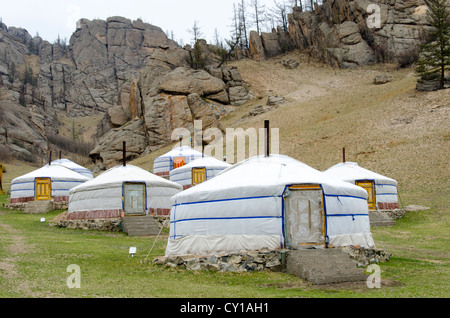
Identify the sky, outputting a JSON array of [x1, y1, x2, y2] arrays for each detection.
[[0, 0, 281, 46]]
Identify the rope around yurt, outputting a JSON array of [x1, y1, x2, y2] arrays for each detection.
[[142, 218, 170, 264]]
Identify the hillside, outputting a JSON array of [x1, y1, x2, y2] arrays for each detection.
[[132, 51, 449, 214], [1, 49, 448, 299]]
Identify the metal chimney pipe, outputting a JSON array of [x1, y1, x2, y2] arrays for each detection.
[[123, 141, 126, 167], [264, 120, 270, 157], [343, 147, 346, 163], [49, 151, 52, 165]]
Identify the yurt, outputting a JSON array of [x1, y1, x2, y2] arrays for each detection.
[[153, 146, 204, 178], [169, 156, 231, 190], [68, 164, 182, 221], [165, 154, 374, 257], [51, 158, 94, 179], [9, 164, 90, 205], [323, 161, 400, 211]]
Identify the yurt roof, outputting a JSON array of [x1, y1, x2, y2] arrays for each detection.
[[323, 162, 397, 185], [156, 146, 204, 159], [70, 164, 182, 193], [51, 159, 93, 178], [173, 155, 368, 204], [12, 164, 90, 183], [171, 156, 231, 172]]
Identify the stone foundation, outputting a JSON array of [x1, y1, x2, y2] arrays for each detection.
[[6, 200, 68, 211], [52, 213, 170, 233], [152, 246, 390, 273], [382, 209, 406, 220], [55, 218, 122, 232], [339, 246, 392, 267], [153, 248, 285, 272]]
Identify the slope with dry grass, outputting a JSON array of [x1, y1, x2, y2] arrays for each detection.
[[134, 52, 449, 209]]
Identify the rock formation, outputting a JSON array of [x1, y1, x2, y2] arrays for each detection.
[[0, 17, 253, 169], [249, 0, 443, 68]]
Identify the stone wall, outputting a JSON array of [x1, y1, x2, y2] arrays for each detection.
[[55, 218, 122, 232], [153, 246, 390, 273]]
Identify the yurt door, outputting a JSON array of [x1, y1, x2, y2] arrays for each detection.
[[356, 180, 376, 210], [173, 157, 185, 169], [122, 182, 146, 216], [34, 178, 51, 201], [192, 168, 207, 186], [284, 185, 325, 248]]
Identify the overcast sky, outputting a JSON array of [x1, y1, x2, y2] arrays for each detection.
[[0, 0, 282, 46]]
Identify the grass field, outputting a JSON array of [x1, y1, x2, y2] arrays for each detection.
[[0, 52, 448, 299], [0, 193, 448, 298]]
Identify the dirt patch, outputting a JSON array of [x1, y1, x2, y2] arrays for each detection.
[[0, 218, 35, 296]]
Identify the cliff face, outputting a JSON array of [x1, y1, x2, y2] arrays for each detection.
[[0, 17, 253, 169], [250, 0, 444, 68]]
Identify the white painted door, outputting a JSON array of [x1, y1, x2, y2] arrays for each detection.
[[123, 182, 146, 216], [285, 187, 324, 248]]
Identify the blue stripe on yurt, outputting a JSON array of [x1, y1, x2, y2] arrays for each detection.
[[171, 215, 282, 224], [323, 193, 367, 201], [173, 195, 282, 207]]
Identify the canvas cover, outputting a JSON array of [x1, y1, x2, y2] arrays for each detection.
[[52, 159, 94, 179], [68, 165, 182, 219], [165, 155, 374, 257], [153, 146, 204, 177], [10, 164, 90, 204], [323, 162, 399, 210], [169, 156, 231, 189]]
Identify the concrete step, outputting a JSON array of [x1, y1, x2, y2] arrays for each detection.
[[285, 249, 367, 285], [23, 200, 53, 214], [370, 211, 395, 227], [122, 216, 160, 236]]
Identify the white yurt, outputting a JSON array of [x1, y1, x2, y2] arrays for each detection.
[[169, 156, 231, 190], [68, 164, 182, 221], [153, 146, 204, 178], [323, 162, 400, 211], [51, 158, 94, 179], [165, 154, 374, 257], [10, 164, 90, 205]]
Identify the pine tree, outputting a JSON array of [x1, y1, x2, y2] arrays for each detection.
[[416, 0, 450, 90]]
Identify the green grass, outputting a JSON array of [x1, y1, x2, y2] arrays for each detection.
[[0, 193, 448, 298]]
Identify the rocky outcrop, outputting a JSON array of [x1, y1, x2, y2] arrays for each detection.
[[249, 0, 441, 68], [1, 17, 253, 168], [89, 36, 252, 171]]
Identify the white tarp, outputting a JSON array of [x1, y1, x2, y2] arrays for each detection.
[[10, 164, 90, 203], [52, 159, 94, 179], [68, 164, 182, 216], [323, 162, 399, 208], [169, 156, 231, 188], [153, 146, 204, 177], [165, 155, 375, 257]]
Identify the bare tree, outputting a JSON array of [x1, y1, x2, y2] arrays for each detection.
[[238, 0, 250, 49], [269, 0, 290, 32], [250, 0, 267, 34], [187, 20, 204, 45]]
